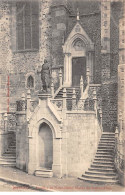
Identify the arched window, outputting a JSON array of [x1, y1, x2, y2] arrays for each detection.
[[16, 1, 39, 51], [27, 75, 34, 88]]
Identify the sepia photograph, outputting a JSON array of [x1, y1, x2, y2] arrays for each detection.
[[0, 0, 125, 192]]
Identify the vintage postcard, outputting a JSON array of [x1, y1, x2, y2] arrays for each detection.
[[0, 0, 125, 192]]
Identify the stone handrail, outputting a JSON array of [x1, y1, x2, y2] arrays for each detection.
[[50, 99, 63, 111], [47, 98, 62, 122]]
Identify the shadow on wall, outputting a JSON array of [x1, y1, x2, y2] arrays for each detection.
[[38, 122, 53, 169]]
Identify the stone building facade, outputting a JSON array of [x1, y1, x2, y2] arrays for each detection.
[[0, 0, 124, 184]]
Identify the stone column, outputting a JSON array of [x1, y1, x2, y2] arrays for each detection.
[[27, 89, 31, 121], [0, 113, 6, 156], [86, 67, 90, 85], [51, 80, 54, 98], [93, 89, 97, 115], [28, 134, 37, 174], [63, 53, 71, 87], [72, 88, 77, 110], [86, 51, 94, 83], [16, 98, 27, 170], [59, 68, 63, 87], [80, 76, 84, 97]]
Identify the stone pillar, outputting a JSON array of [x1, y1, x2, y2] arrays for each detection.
[[72, 88, 77, 110], [80, 76, 84, 98], [51, 79, 54, 98], [0, 113, 6, 156], [93, 89, 97, 111], [27, 89, 31, 122], [28, 135, 37, 174], [99, 108, 103, 128], [62, 88, 67, 110], [86, 67, 90, 85], [16, 98, 27, 170], [59, 68, 63, 87], [63, 53, 71, 87]]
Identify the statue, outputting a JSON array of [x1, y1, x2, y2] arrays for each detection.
[[41, 59, 51, 92]]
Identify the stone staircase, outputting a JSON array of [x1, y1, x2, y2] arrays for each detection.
[[0, 137, 16, 167], [79, 132, 119, 184], [55, 87, 80, 110], [55, 87, 80, 99]]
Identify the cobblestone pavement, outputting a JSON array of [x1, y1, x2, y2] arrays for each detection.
[[0, 166, 124, 192]]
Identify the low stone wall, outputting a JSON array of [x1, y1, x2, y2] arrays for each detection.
[[62, 111, 101, 177]]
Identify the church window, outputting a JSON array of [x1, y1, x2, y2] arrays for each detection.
[[27, 75, 34, 88], [16, 1, 39, 51]]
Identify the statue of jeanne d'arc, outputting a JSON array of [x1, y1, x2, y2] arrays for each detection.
[[41, 59, 51, 92]]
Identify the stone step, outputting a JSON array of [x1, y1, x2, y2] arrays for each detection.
[[0, 158, 16, 163], [94, 158, 114, 162], [0, 156, 16, 159], [102, 134, 115, 137], [98, 144, 115, 147], [100, 138, 115, 141], [96, 152, 114, 155], [0, 162, 16, 167], [9, 145, 16, 148], [97, 149, 114, 153], [91, 164, 115, 169], [88, 167, 116, 173], [2, 153, 16, 157], [81, 173, 118, 181], [4, 151, 16, 155], [95, 156, 114, 160], [93, 161, 114, 165], [102, 132, 115, 135], [85, 171, 116, 177], [78, 176, 118, 184], [99, 143, 115, 147], [35, 168, 53, 178], [98, 146, 114, 150], [99, 141, 115, 144], [7, 147, 16, 150]]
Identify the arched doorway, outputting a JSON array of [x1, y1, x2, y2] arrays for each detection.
[[63, 22, 94, 87], [38, 122, 53, 169]]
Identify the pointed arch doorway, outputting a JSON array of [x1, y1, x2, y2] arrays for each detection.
[[38, 122, 53, 169], [63, 22, 94, 87]]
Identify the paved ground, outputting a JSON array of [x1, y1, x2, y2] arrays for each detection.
[[0, 166, 124, 192], [0, 180, 37, 192]]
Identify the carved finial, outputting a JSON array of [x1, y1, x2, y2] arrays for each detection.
[[77, 8, 80, 21]]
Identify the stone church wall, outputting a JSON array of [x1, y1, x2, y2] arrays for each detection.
[[101, 1, 122, 132]]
